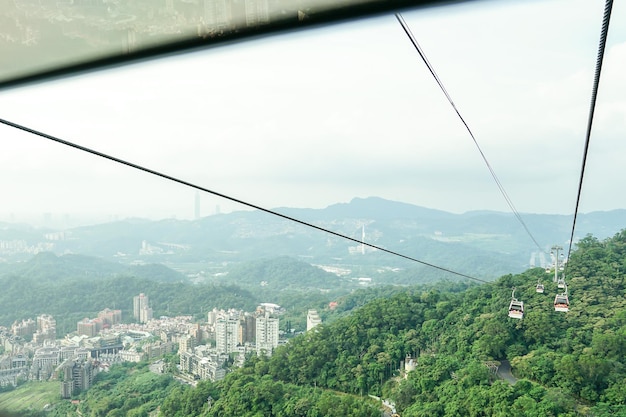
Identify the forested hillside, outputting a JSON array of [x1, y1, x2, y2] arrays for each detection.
[[0, 253, 363, 335], [157, 231, 626, 416], [0, 252, 186, 283], [219, 256, 349, 290], [0, 273, 258, 335]]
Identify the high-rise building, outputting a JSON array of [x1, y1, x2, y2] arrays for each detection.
[[255, 312, 279, 355], [306, 309, 322, 331], [34, 314, 56, 343], [11, 318, 35, 339], [60, 359, 97, 398], [133, 294, 142, 321], [207, 308, 218, 325], [179, 334, 197, 353], [133, 293, 152, 323], [241, 313, 256, 344], [77, 319, 97, 337], [140, 306, 153, 324], [215, 318, 239, 354], [98, 308, 122, 326], [37, 314, 56, 333]]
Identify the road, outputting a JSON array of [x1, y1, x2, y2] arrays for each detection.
[[496, 360, 518, 385], [369, 394, 397, 416]]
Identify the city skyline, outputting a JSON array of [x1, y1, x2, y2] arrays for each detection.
[[1, 296, 292, 392]]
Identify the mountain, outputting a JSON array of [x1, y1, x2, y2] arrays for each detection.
[[1, 197, 625, 283], [276, 196, 455, 221], [220, 256, 351, 291]]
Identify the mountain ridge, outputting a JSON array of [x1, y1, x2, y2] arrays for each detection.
[[2, 197, 626, 281]]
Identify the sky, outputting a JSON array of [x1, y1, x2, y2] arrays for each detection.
[[0, 0, 625, 225]]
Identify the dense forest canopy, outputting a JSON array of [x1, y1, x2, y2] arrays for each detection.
[[153, 231, 626, 416]]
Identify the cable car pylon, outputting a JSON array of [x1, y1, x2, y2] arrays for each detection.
[[550, 245, 564, 283]]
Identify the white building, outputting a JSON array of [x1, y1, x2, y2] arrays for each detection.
[[215, 318, 239, 354], [179, 350, 228, 382], [119, 349, 145, 363], [256, 312, 279, 356]]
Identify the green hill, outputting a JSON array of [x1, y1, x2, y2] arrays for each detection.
[[0, 252, 186, 283], [0, 273, 258, 335], [221, 256, 350, 290], [155, 230, 626, 416]]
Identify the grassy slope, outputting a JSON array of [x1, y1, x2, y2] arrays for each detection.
[[0, 381, 61, 414]]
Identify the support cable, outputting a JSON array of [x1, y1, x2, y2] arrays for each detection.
[[0, 117, 489, 284], [395, 13, 544, 253], [566, 0, 613, 264]]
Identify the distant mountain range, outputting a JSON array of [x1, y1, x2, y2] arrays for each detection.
[[2, 197, 626, 283]]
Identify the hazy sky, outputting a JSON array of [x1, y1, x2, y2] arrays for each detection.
[[0, 0, 625, 224]]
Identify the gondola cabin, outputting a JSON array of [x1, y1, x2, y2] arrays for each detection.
[[554, 293, 569, 312], [536, 283, 544, 293], [557, 278, 565, 289], [508, 299, 524, 319]]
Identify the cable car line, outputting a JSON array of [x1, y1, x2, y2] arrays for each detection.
[[565, 0, 613, 265], [522, 0, 612, 317], [398, 0, 611, 318], [395, 13, 544, 254], [550, 0, 612, 317], [0, 116, 489, 284]]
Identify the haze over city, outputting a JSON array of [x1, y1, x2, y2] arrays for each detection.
[[1, 0, 625, 226]]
